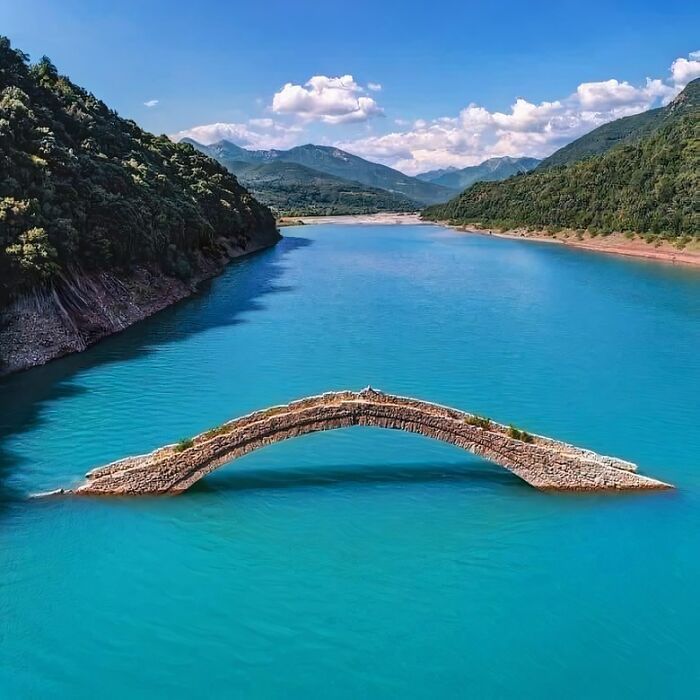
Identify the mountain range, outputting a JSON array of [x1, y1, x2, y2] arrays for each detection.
[[423, 78, 700, 237], [416, 156, 540, 190], [183, 141, 549, 216], [182, 140, 456, 212]]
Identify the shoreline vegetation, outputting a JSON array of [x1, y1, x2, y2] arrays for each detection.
[[279, 212, 700, 267]]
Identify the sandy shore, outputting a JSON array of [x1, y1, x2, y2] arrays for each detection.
[[442, 223, 700, 268], [278, 212, 700, 268], [278, 212, 423, 226]]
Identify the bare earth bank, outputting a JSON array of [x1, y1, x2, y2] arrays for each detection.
[[444, 224, 700, 267], [280, 213, 700, 267]]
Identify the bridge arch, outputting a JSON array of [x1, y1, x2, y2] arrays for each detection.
[[71, 388, 670, 495]]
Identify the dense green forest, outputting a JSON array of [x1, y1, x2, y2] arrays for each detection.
[[424, 80, 699, 237], [202, 159, 418, 216], [0, 37, 276, 306], [537, 109, 665, 170]]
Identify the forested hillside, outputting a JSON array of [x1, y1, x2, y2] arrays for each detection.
[[538, 78, 699, 169], [223, 161, 418, 215], [187, 140, 418, 215], [423, 80, 699, 237], [0, 37, 277, 307]]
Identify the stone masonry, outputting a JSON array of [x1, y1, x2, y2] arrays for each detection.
[[68, 387, 672, 495]]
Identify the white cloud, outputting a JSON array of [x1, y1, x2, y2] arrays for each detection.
[[144, 99, 159, 108], [338, 50, 700, 174], [576, 78, 675, 111], [169, 50, 699, 172], [492, 98, 562, 132], [271, 74, 384, 124], [248, 117, 275, 128], [170, 118, 301, 150], [670, 56, 700, 85]]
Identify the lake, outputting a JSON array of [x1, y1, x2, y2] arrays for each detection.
[[1, 223, 699, 698]]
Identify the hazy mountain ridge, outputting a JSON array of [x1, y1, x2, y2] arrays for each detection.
[[417, 156, 540, 189], [216, 159, 419, 215]]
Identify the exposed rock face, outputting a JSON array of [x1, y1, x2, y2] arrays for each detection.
[[0, 234, 279, 376], [70, 388, 672, 495]]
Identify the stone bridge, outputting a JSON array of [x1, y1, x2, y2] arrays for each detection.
[[69, 388, 671, 495]]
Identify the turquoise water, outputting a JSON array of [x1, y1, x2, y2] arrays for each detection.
[[1, 223, 699, 698]]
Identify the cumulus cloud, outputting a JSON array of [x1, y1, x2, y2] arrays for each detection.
[[143, 99, 159, 108], [170, 118, 302, 149], [272, 74, 383, 124], [670, 55, 700, 85], [367, 82, 382, 92], [337, 50, 700, 173]]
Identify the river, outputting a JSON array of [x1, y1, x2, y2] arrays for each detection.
[[1, 222, 699, 697]]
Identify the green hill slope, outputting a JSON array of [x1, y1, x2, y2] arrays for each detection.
[[417, 156, 540, 189], [184, 139, 456, 206], [0, 38, 277, 307], [276, 145, 456, 204], [226, 160, 419, 215], [538, 78, 700, 169], [187, 140, 419, 215], [423, 81, 699, 237]]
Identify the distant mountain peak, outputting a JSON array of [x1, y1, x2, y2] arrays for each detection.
[[416, 156, 540, 190]]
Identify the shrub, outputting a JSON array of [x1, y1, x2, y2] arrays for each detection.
[[204, 425, 229, 439], [508, 425, 534, 443], [466, 414, 491, 429], [174, 438, 194, 453]]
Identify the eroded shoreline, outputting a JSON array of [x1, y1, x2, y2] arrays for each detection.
[[0, 234, 281, 377], [436, 222, 700, 267]]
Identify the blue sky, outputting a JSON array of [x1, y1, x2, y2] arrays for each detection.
[[2, 0, 699, 173]]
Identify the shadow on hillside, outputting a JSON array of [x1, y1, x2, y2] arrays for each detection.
[[188, 459, 525, 495], [0, 236, 311, 512]]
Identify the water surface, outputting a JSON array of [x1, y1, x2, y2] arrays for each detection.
[[1, 224, 699, 697]]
